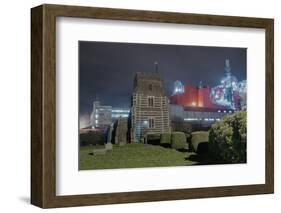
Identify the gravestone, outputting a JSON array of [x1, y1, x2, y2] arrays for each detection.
[[93, 148, 106, 155], [106, 124, 113, 150], [105, 142, 113, 150], [115, 118, 128, 146]]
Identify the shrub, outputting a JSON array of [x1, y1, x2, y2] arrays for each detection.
[[160, 133, 171, 144], [80, 131, 106, 146], [146, 133, 161, 145], [191, 131, 209, 152], [209, 111, 247, 163], [171, 132, 187, 150]]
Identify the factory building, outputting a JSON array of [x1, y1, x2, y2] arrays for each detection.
[[170, 104, 233, 126], [90, 101, 130, 129], [90, 101, 112, 129], [111, 109, 130, 119], [170, 82, 225, 109], [170, 59, 246, 125], [170, 82, 234, 126]]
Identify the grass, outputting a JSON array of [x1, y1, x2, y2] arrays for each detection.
[[79, 143, 198, 170]]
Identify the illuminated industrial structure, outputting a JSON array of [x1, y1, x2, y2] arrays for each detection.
[[210, 59, 247, 110], [170, 59, 246, 125], [90, 101, 112, 129], [90, 101, 130, 129], [112, 109, 130, 119], [171, 82, 222, 109]]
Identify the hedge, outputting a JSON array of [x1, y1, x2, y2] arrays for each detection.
[[191, 131, 209, 152], [160, 133, 171, 144], [146, 133, 161, 145], [80, 131, 106, 146], [171, 132, 187, 150]]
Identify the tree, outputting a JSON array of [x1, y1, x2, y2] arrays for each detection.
[[209, 111, 246, 163]]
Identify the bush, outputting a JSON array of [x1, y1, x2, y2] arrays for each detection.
[[171, 132, 187, 150], [209, 111, 247, 163], [146, 133, 161, 145], [80, 131, 106, 146], [160, 133, 171, 144], [191, 131, 209, 152]]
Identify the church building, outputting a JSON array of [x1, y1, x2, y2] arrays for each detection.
[[130, 71, 171, 142]]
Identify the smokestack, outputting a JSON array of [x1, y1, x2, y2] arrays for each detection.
[[225, 59, 231, 73], [154, 61, 159, 73]]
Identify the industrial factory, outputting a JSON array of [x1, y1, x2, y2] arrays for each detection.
[[90, 101, 130, 129], [170, 59, 247, 125]]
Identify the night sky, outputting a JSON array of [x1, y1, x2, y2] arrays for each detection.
[[79, 41, 246, 118]]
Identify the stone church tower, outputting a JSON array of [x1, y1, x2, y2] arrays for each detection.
[[130, 72, 171, 142]]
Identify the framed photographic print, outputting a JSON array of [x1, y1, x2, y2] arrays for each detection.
[[31, 4, 274, 208]]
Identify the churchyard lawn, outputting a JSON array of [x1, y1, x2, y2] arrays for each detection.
[[79, 143, 200, 170]]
